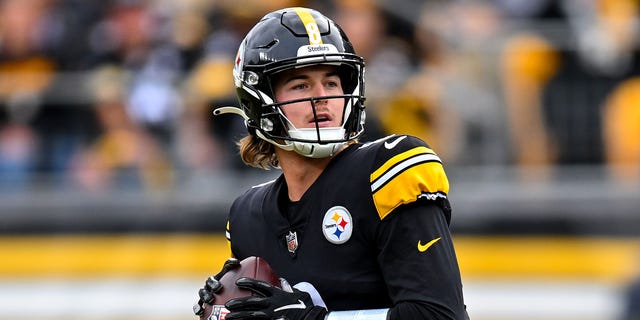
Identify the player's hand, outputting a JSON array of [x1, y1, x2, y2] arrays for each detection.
[[193, 258, 241, 316], [225, 277, 327, 320]]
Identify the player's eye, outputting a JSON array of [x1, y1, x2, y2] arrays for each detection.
[[290, 82, 308, 90], [327, 81, 339, 88]]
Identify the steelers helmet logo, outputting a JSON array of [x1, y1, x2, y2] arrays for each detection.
[[322, 206, 353, 244]]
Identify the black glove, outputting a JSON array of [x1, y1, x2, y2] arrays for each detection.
[[225, 277, 328, 320], [193, 258, 241, 316]]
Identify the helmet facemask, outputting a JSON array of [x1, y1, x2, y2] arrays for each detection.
[[275, 94, 354, 158], [246, 57, 365, 158]]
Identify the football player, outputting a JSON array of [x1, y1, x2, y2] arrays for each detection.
[[194, 7, 469, 320]]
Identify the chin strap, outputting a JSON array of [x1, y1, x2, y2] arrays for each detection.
[[291, 140, 344, 158]]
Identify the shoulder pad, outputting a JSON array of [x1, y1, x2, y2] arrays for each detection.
[[369, 135, 449, 220]]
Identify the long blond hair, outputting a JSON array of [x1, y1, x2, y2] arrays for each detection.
[[237, 134, 359, 170], [238, 135, 279, 170]]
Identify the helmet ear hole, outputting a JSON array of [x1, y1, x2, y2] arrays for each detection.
[[260, 118, 274, 132]]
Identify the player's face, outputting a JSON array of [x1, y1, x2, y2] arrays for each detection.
[[273, 65, 344, 129]]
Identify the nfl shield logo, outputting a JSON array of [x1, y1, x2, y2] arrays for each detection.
[[209, 305, 229, 320], [286, 231, 298, 253]]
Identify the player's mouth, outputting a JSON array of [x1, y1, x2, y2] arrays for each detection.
[[309, 112, 334, 127]]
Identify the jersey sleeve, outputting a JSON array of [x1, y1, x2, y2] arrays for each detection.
[[377, 201, 468, 320], [370, 135, 450, 220]]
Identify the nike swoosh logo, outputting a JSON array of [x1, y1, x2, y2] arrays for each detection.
[[384, 135, 407, 149], [274, 300, 307, 312], [418, 237, 441, 252]]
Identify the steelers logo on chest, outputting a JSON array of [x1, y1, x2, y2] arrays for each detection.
[[322, 206, 353, 244]]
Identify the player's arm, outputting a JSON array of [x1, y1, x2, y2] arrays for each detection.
[[378, 200, 468, 320], [369, 135, 468, 319]]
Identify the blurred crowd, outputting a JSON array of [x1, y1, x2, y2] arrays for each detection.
[[0, 0, 639, 193]]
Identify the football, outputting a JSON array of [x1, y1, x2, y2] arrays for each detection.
[[200, 256, 281, 320]]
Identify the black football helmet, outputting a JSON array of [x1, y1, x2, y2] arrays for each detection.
[[215, 7, 366, 158]]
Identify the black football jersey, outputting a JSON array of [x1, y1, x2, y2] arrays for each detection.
[[226, 134, 466, 317]]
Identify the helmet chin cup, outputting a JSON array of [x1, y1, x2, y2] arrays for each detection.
[[288, 127, 346, 158], [292, 141, 345, 158], [252, 127, 345, 158], [288, 127, 346, 141]]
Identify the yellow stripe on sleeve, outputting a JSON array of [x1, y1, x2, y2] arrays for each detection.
[[370, 147, 449, 219], [371, 146, 437, 190]]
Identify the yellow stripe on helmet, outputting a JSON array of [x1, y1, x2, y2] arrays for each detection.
[[293, 7, 323, 45]]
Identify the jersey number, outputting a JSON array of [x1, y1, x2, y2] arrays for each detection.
[[305, 22, 322, 44]]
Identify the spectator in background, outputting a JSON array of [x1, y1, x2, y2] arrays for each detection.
[[178, 55, 238, 176], [602, 77, 640, 184], [500, 29, 560, 180], [185, 3, 265, 172], [500, 0, 640, 180], [541, 0, 640, 167], [377, 1, 461, 164], [598, 0, 640, 185], [379, 1, 508, 165], [0, 0, 56, 189], [70, 65, 172, 193], [0, 96, 39, 191], [85, 1, 204, 152], [0, 0, 57, 97]]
